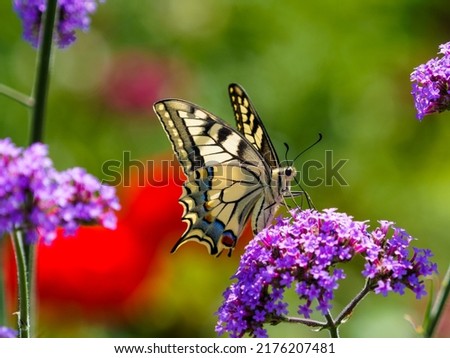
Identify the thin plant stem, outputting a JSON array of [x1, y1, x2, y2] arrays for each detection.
[[282, 313, 340, 337], [0, 84, 34, 107], [22, 0, 58, 337], [23, 226, 37, 337], [11, 230, 30, 338], [275, 280, 372, 337], [29, 0, 57, 144], [335, 279, 372, 326], [324, 311, 339, 338], [425, 264, 450, 337], [279, 315, 326, 328], [0, 237, 7, 326]]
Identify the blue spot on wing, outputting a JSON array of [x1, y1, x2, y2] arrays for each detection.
[[202, 215, 225, 241]]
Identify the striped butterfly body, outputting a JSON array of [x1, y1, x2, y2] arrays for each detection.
[[154, 83, 297, 256]]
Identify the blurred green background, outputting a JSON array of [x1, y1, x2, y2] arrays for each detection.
[[1, 0, 449, 337]]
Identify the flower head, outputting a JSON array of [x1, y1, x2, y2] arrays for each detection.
[[13, 0, 104, 48], [0, 138, 120, 243], [362, 227, 438, 299], [56, 167, 120, 234], [215, 208, 437, 337], [411, 41, 450, 120]]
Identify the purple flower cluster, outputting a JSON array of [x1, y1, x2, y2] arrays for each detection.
[[0, 138, 120, 243], [411, 41, 450, 120], [215, 208, 437, 338], [362, 221, 437, 299], [0, 326, 18, 338], [13, 0, 104, 48]]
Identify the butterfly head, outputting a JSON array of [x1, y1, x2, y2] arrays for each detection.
[[272, 166, 297, 196]]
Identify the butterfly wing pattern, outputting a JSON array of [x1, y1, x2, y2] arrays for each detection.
[[228, 83, 280, 169], [153, 84, 296, 256]]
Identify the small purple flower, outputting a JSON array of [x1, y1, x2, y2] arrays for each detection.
[[13, 0, 105, 49], [215, 208, 437, 338], [362, 221, 438, 299], [411, 41, 450, 120], [57, 167, 120, 235], [374, 279, 392, 297], [0, 138, 120, 244], [0, 326, 18, 338]]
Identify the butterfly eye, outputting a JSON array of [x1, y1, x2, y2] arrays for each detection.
[[285, 167, 293, 177]]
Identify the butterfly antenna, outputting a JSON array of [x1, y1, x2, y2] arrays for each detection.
[[284, 135, 321, 210], [284, 142, 292, 166], [292, 133, 323, 164]]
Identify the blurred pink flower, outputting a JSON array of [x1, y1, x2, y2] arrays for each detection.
[[100, 51, 190, 115]]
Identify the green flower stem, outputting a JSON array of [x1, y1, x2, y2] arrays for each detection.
[[23, 231, 37, 338], [29, 0, 57, 144], [20, 0, 58, 337], [0, 237, 7, 326], [0, 84, 34, 107], [324, 311, 339, 338], [278, 280, 372, 337], [282, 313, 340, 337], [335, 279, 371, 326], [279, 315, 326, 328], [425, 264, 450, 337], [11, 230, 30, 338]]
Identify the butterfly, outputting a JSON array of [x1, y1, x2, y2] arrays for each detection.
[[153, 83, 298, 256]]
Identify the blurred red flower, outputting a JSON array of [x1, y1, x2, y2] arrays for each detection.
[[119, 155, 185, 242], [37, 223, 147, 311], [5, 154, 186, 324]]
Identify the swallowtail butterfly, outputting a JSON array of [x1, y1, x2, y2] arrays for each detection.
[[154, 84, 297, 256]]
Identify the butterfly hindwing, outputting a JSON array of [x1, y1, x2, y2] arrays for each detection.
[[177, 164, 267, 256]]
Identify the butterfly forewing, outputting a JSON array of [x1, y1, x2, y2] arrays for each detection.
[[228, 83, 280, 169]]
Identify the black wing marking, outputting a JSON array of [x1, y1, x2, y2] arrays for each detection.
[[228, 83, 280, 169]]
